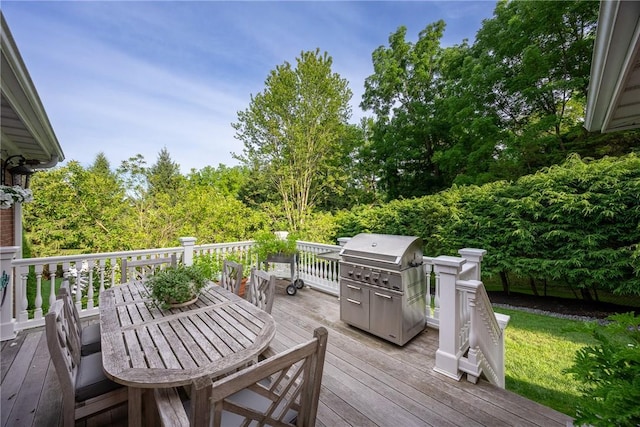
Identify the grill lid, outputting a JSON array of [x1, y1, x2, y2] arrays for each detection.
[[339, 233, 423, 270]]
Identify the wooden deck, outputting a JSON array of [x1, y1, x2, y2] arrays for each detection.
[[1, 283, 573, 427]]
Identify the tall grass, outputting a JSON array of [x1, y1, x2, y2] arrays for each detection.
[[494, 307, 596, 416]]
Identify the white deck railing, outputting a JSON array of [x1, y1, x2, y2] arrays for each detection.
[[296, 240, 341, 295], [1, 238, 507, 388], [0, 238, 339, 337], [431, 249, 510, 388]]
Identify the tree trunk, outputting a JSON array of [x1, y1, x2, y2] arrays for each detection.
[[566, 280, 579, 299], [580, 288, 594, 302], [529, 277, 540, 297], [499, 271, 510, 295]]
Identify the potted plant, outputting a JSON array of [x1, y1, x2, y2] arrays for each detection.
[[145, 264, 208, 308], [254, 230, 297, 264]]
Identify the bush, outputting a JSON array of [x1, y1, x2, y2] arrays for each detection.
[[193, 253, 222, 281], [565, 312, 640, 426]]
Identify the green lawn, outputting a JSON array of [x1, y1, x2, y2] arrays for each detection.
[[494, 307, 596, 417]]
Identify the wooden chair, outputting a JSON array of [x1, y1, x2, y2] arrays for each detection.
[[154, 327, 329, 427], [57, 286, 101, 358], [121, 253, 177, 283], [45, 300, 127, 427], [220, 260, 243, 296], [247, 268, 276, 314]]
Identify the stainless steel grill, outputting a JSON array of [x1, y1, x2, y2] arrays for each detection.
[[339, 233, 426, 346]]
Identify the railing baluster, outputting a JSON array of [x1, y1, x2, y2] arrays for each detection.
[[33, 264, 44, 319], [87, 259, 95, 309], [98, 259, 106, 294], [110, 257, 117, 289], [48, 263, 57, 307], [17, 266, 29, 323]]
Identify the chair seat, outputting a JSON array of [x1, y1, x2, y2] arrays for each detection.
[[221, 387, 297, 426], [75, 352, 123, 402], [80, 323, 101, 356], [179, 379, 296, 427]]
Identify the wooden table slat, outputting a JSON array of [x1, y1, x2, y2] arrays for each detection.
[[100, 283, 275, 391]]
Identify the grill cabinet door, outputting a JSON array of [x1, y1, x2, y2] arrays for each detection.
[[340, 280, 370, 331], [370, 288, 401, 342]]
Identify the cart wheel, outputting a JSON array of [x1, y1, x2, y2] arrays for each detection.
[[286, 284, 297, 296], [294, 279, 304, 289]]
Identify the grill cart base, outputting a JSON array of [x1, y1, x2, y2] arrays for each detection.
[[262, 253, 304, 295]]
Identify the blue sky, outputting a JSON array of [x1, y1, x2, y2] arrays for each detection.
[[2, 1, 497, 173]]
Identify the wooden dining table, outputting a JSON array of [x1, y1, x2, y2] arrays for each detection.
[[100, 280, 276, 427]]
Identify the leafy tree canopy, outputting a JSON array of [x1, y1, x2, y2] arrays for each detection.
[[233, 48, 353, 231]]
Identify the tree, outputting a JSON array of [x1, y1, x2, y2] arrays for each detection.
[[188, 164, 249, 199], [361, 22, 449, 199], [471, 0, 598, 173], [233, 49, 352, 231], [24, 159, 130, 255], [147, 147, 182, 198]]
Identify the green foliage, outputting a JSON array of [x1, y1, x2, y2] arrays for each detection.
[[565, 313, 640, 426], [193, 253, 222, 282], [253, 231, 297, 262], [361, 21, 450, 198], [147, 147, 183, 198], [24, 160, 131, 255], [334, 154, 640, 296], [467, 0, 598, 177], [357, 0, 608, 198], [145, 264, 208, 308], [189, 164, 250, 199], [233, 48, 353, 231]]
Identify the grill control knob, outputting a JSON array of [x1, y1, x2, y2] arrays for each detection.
[[382, 278, 389, 285], [348, 270, 353, 276], [364, 274, 370, 280]]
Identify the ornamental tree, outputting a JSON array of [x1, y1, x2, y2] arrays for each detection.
[[232, 49, 352, 231]]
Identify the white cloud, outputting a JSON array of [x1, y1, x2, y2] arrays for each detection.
[[2, 1, 496, 173]]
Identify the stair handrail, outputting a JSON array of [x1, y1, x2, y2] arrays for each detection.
[[456, 279, 510, 387]]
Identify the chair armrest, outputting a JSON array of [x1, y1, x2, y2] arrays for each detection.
[[154, 387, 189, 427]]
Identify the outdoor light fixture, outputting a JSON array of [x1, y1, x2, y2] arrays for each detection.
[[1, 155, 34, 189]]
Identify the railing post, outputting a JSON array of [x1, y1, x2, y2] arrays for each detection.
[[433, 255, 466, 381], [458, 248, 486, 281], [179, 237, 197, 266], [1, 246, 19, 341]]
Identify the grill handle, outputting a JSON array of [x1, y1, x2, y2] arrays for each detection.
[[346, 298, 361, 305], [374, 292, 392, 299], [346, 284, 361, 290], [341, 253, 400, 266]]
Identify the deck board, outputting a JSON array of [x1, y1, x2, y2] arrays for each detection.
[[0, 283, 573, 427]]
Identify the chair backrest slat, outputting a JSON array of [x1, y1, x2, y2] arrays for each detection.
[[57, 287, 82, 364], [247, 268, 276, 314], [121, 253, 177, 283], [45, 300, 78, 407], [221, 260, 243, 296], [205, 327, 328, 427]]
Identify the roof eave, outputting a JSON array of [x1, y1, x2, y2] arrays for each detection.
[[1, 12, 64, 167], [584, 1, 640, 133]]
